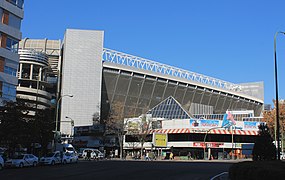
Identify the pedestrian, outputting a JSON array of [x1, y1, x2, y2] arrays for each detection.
[[145, 152, 150, 161], [86, 150, 91, 161], [187, 152, 192, 160], [123, 150, 127, 160], [170, 152, 174, 160]]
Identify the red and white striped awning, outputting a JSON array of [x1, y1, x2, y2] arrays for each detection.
[[149, 128, 258, 136]]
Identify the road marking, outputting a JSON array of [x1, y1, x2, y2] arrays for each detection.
[[210, 172, 229, 180]]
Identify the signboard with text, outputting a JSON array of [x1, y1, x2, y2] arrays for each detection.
[[153, 133, 167, 147]]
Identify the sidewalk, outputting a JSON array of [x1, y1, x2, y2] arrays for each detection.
[[110, 157, 252, 163]]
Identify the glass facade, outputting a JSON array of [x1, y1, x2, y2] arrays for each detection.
[[147, 96, 191, 119], [2, 82, 16, 101]]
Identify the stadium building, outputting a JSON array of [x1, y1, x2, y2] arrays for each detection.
[[18, 29, 264, 155], [59, 29, 263, 136]]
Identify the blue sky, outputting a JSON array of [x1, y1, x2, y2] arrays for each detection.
[[22, 0, 285, 105]]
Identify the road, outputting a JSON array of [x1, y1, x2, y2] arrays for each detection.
[[0, 160, 233, 180]]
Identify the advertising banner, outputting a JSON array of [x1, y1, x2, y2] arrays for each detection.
[[189, 119, 260, 131], [153, 133, 167, 147], [243, 121, 259, 130], [190, 119, 220, 128]]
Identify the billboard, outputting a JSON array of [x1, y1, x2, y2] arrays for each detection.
[[153, 133, 167, 147], [190, 119, 220, 128]]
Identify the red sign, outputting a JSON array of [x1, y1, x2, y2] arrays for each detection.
[[193, 142, 206, 148], [193, 142, 224, 148]]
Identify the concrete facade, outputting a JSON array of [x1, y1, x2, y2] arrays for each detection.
[[0, 0, 24, 105], [60, 29, 104, 135]]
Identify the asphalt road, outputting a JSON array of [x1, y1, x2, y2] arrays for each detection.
[[0, 160, 233, 180]]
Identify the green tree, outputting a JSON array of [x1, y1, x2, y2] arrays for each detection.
[[0, 101, 54, 155], [252, 123, 276, 161], [0, 101, 30, 153]]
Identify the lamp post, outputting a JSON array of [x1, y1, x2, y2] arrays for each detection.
[[65, 116, 75, 137], [274, 31, 285, 160], [203, 122, 233, 160], [203, 126, 224, 160], [55, 94, 73, 133], [231, 125, 234, 160], [52, 94, 73, 151]]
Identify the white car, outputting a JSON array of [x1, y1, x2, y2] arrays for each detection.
[[40, 151, 63, 165], [0, 155, 4, 170], [82, 148, 104, 160], [5, 154, 38, 168], [63, 152, 78, 164]]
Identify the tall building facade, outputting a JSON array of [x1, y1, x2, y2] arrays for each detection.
[[0, 0, 24, 105], [60, 29, 104, 135]]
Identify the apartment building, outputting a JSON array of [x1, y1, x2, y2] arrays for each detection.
[[0, 0, 24, 105]]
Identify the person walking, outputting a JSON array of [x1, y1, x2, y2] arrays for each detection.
[[187, 152, 192, 160], [170, 152, 174, 160], [145, 152, 150, 161], [86, 150, 91, 161]]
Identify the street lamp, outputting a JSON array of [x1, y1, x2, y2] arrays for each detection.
[[274, 31, 285, 160], [55, 94, 73, 133], [53, 94, 73, 151], [203, 122, 233, 160], [231, 125, 235, 160], [65, 116, 75, 136], [203, 126, 223, 160]]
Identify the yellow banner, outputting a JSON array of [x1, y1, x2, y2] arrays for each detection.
[[154, 133, 167, 147]]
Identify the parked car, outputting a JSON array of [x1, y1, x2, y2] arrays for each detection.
[[280, 152, 285, 160], [63, 152, 78, 164], [5, 154, 38, 168], [40, 151, 63, 165], [82, 148, 104, 160], [0, 155, 4, 170]]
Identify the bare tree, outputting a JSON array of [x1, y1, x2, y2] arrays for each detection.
[[137, 114, 152, 159], [104, 101, 135, 159], [125, 114, 153, 159]]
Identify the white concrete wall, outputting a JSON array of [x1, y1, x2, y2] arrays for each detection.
[[60, 29, 104, 135], [162, 119, 191, 129]]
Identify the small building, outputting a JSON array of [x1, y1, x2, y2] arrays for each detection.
[[123, 96, 262, 159]]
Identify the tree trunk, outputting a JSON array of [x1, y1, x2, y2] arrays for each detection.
[[118, 133, 123, 159]]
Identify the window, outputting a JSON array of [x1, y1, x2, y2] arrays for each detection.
[[4, 66, 17, 76], [6, 0, 24, 9], [1, 82, 16, 101], [2, 10, 9, 25], [8, 13, 21, 29], [6, 36, 19, 53], [21, 63, 31, 79]]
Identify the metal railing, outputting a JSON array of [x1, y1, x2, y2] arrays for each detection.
[[102, 48, 243, 92]]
